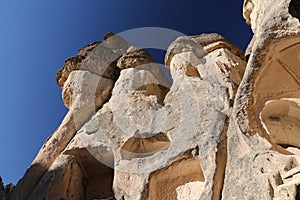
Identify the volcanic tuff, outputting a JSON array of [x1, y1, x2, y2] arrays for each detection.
[[5, 0, 300, 199]]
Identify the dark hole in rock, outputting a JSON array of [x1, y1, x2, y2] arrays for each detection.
[[268, 116, 281, 122], [289, 0, 300, 21], [296, 184, 300, 200]]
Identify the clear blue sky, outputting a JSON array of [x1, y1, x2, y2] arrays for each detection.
[[0, 0, 252, 184]]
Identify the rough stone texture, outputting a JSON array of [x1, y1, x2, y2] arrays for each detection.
[[8, 1, 300, 199], [63, 33, 246, 200], [9, 33, 129, 200], [56, 32, 129, 88], [9, 31, 247, 199], [222, 0, 300, 199], [165, 33, 245, 70], [62, 70, 114, 109], [176, 181, 204, 200], [55, 41, 100, 88], [117, 46, 154, 70], [28, 153, 114, 200]]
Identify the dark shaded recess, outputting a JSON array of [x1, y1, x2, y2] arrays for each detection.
[[246, 54, 250, 62], [295, 184, 300, 200], [77, 149, 114, 200], [289, 0, 300, 21]]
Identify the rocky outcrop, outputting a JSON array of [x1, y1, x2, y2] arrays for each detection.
[[9, 32, 130, 200], [8, 0, 300, 199], [0, 177, 14, 200], [10, 31, 246, 200], [222, 0, 300, 199], [62, 32, 246, 200]]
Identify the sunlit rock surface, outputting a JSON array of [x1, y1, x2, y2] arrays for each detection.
[[7, 1, 300, 199]]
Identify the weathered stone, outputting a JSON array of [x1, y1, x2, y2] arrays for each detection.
[[28, 155, 84, 200], [28, 153, 114, 200], [117, 46, 153, 70], [61, 33, 245, 200], [165, 33, 245, 70], [147, 155, 205, 200], [79, 33, 130, 80], [11, 1, 300, 199], [62, 70, 114, 109], [11, 31, 246, 199], [56, 41, 100, 88], [10, 33, 127, 200], [222, 0, 300, 199], [176, 181, 204, 200], [56, 32, 130, 89]]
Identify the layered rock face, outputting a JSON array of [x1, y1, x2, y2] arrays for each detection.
[[7, 0, 300, 199]]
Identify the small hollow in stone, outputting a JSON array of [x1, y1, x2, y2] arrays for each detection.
[[260, 100, 300, 148], [121, 132, 170, 160], [147, 155, 205, 200]]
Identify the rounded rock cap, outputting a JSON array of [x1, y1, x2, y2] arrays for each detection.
[[165, 33, 245, 70]]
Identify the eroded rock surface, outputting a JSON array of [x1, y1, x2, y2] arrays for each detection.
[[9, 32, 129, 200], [8, 1, 300, 199], [222, 0, 300, 199]]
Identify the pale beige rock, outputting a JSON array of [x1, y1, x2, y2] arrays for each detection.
[[243, 0, 254, 26], [165, 33, 245, 71], [116, 46, 171, 105], [113, 171, 145, 200], [10, 33, 127, 200], [261, 99, 300, 148], [221, 1, 300, 199], [176, 181, 204, 200], [12, 80, 110, 199], [12, 1, 300, 198], [62, 70, 114, 109], [60, 33, 245, 200], [147, 156, 205, 200]]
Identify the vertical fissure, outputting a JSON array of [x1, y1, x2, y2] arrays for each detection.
[[211, 118, 228, 200]]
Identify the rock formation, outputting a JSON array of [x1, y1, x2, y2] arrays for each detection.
[[6, 0, 300, 199], [222, 0, 300, 199], [0, 177, 13, 200]]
